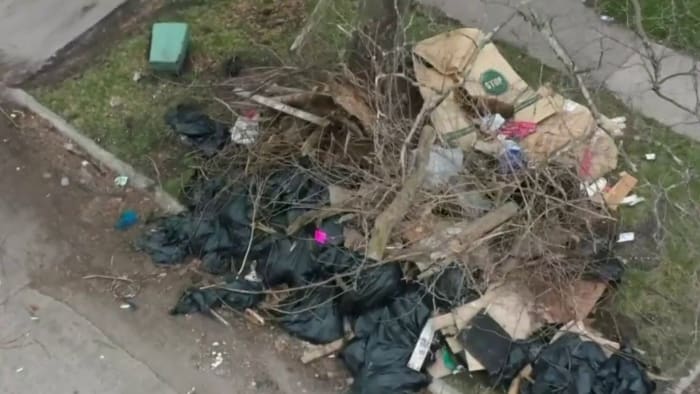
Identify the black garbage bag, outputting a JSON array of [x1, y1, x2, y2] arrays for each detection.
[[458, 311, 516, 375], [315, 248, 403, 315], [138, 212, 240, 273], [165, 104, 230, 156], [137, 214, 193, 265], [455, 310, 548, 386], [138, 179, 260, 274], [523, 333, 607, 394], [430, 264, 479, 308], [585, 250, 625, 284], [342, 290, 432, 394], [278, 286, 344, 345], [593, 346, 656, 394], [260, 170, 329, 229], [339, 263, 403, 315], [170, 278, 264, 315], [520, 334, 655, 394], [257, 234, 319, 287]]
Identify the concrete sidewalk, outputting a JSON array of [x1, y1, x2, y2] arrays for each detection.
[[421, 0, 700, 141]]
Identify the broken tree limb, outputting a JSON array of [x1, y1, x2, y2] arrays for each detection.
[[290, 0, 330, 53], [508, 365, 533, 394], [301, 337, 351, 364], [521, 9, 601, 121], [398, 202, 519, 271], [233, 88, 331, 127], [367, 124, 436, 261]]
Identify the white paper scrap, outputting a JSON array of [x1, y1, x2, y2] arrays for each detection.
[[407, 319, 435, 371], [621, 194, 645, 206], [617, 232, 635, 243]]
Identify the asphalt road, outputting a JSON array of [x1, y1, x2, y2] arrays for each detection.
[[0, 117, 178, 394], [0, 0, 125, 83]]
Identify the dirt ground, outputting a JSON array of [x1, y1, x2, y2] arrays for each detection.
[[0, 106, 347, 394]]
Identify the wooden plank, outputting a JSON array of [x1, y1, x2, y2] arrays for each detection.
[[604, 172, 638, 210], [233, 88, 331, 127]]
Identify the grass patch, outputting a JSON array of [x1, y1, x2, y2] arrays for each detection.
[[36, 0, 700, 386], [35, 0, 310, 190], [598, 0, 700, 55]]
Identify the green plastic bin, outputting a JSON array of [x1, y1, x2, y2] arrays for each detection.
[[149, 22, 190, 73]]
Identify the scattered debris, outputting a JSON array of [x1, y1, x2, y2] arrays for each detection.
[[230, 109, 260, 145], [301, 338, 349, 364], [645, 153, 657, 161], [211, 352, 224, 369], [15, 367, 24, 373], [114, 175, 129, 187], [233, 89, 330, 127], [622, 194, 646, 207], [60, 176, 70, 187], [600, 15, 615, 22], [165, 104, 230, 156], [617, 232, 636, 243], [604, 172, 638, 210], [115, 210, 139, 231], [223, 55, 243, 77], [109, 96, 124, 108], [583, 177, 608, 198], [129, 25, 658, 394], [423, 146, 464, 189], [244, 309, 265, 326], [119, 303, 131, 310]]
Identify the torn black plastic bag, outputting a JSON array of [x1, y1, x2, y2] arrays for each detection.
[[137, 214, 193, 265], [138, 212, 245, 274], [165, 104, 230, 156], [521, 333, 654, 394], [458, 310, 515, 375], [259, 170, 329, 229], [315, 248, 403, 315], [339, 262, 403, 315], [278, 286, 344, 345], [593, 346, 656, 394], [342, 290, 432, 394], [138, 181, 261, 274], [257, 233, 319, 287], [429, 264, 479, 308], [170, 278, 264, 315]]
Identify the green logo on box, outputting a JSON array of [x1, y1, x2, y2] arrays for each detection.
[[480, 69, 509, 95]]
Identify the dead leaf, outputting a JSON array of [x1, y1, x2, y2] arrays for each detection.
[[331, 81, 375, 131]]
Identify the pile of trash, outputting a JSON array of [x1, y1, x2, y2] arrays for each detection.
[[138, 28, 655, 394]]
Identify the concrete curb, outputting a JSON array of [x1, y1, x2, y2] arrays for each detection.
[[1, 87, 185, 214]]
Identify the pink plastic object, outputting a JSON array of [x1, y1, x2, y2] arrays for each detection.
[[500, 121, 537, 139], [579, 147, 593, 178], [314, 229, 329, 245]]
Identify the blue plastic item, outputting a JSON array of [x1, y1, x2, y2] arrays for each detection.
[[115, 210, 140, 231], [499, 140, 526, 173]]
